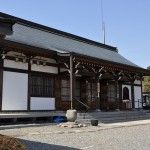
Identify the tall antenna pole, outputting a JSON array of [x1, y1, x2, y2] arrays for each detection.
[[101, 0, 105, 44]]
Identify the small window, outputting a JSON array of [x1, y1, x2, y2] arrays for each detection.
[[123, 87, 129, 100], [31, 75, 54, 97]]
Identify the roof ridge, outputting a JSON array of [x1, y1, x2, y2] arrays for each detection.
[[0, 12, 117, 52]]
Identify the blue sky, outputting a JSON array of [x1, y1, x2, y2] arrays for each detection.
[[0, 0, 150, 68]]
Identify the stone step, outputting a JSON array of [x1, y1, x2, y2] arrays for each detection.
[[77, 114, 147, 120], [76, 111, 150, 124], [77, 110, 144, 114], [78, 111, 145, 115], [76, 117, 150, 124], [77, 113, 147, 119]]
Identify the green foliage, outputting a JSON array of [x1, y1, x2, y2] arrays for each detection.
[[0, 134, 26, 150], [143, 66, 150, 92], [147, 66, 150, 70], [143, 76, 150, 92]]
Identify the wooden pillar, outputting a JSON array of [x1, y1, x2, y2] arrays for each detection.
[[0, 56, 3, 111], [70, 53, 75, 109], [27, 57, 31, 111], [119, 83, 122, 110], [131, 80, 135, 109], [58, 63, 60, 75], [115, 78, 119, 110], [140, 79, 143, 108], [96, 78, 101, 110]]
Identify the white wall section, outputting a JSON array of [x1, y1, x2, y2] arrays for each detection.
[[134, 86, 142, 108], [2, 71, 28, 110], [31, 97, 55, 110], [31, 64, 58, 74], [134, 80, 141, 85], [4, 59, 28, 70]]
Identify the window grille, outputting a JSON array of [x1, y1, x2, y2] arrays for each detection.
[[61, 79, 80, 101], [31, 75, 54, 97], [87, 82, 97, 101]]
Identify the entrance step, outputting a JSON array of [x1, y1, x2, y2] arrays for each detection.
[[76, 111, 150, 124]]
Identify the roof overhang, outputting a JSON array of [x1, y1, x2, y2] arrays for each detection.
[[72, 53, 150, 76], [0, 38, 57, 58]]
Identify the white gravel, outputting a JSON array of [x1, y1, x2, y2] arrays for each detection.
[[0, 122, 150, 150]]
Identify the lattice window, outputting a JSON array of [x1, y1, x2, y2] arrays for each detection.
[[61, 79, 80, 101], [108, 84, 116, 102], [31, 75, 54, 97], [87, 82, 97, 101], [75, 81, 81, 100]]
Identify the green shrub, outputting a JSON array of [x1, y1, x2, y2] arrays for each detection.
[[0, 134, 26, 150]]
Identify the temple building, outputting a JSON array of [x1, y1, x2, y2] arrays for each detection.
[[0, 12, 150, 112]]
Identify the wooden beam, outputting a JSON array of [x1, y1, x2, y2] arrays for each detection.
[[140, 80, 143, 109], [59, 70, 69, 75], [131, 81, 135, 109], [97, 78, 101, 110], [74, 54, 150, 75], [75, 70, 96, 77], [102, 72, 115, 79], [27, 57, 31, 111], [119, 83, 122, 110], [0, 57, 3, 111], [115, 78, 119, 110]]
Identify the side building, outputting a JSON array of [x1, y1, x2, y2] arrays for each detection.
[[0, 12, 150, 112]]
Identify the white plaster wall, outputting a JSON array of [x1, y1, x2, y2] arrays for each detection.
[[4, 59, 28, 70], [31, 64, 58, 74], [134, 80, 141, 85], [60, 68, 68, 72], [134, 86, 142, 108], [2, 71, 28, 110], [31, 97, 55, 110], [33, 57, 56, 63], [45, 58, 56, 63]]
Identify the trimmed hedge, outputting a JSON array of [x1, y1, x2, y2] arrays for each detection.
[[0, 134, 26, 150]]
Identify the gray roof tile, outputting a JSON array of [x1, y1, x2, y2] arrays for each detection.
[[6, 23, 140, 68]]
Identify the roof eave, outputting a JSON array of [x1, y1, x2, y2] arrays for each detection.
[[73, 53, 150, 76]]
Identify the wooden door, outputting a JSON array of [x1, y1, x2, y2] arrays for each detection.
[[86, 81, 97, 110], [100, 82, 116, 110], [79, 79, 97, 110], [100, 82, 108, 110], [79, 80, 87, 110]]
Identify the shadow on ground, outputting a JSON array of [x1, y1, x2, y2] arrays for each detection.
[[19, 138, 80, 150]]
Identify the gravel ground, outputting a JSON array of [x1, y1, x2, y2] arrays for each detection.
[[0, 123, 150, 150]]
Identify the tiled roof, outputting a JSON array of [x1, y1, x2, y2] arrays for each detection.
[[6, 23, 140, 68]]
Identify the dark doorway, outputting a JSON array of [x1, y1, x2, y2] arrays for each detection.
[[123, 87, 129, 100]]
